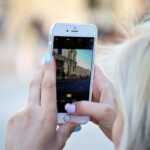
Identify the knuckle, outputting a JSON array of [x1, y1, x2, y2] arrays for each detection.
[[23, 108, 33, 122], [103, 105, 112, 116], [8, 107, 33, 128], [29, 79, 40, 89], [42, 107, 57, 120], [42, 79, 56, 90], [17, 108, 33, 124], [8, 111, 22, 126], [8, 115, 16, 126], [76, 101, 86, 113], [29, 69, 44, 89]]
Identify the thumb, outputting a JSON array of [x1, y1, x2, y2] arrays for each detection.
[[55, 123, 78, 149], [65, 101, 113, 121]]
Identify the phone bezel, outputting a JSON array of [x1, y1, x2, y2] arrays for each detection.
[[49, 23, 97, 124]]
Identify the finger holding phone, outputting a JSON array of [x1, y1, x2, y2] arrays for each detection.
[[66, 65, 116, 140], [5, 56, 78, 150]]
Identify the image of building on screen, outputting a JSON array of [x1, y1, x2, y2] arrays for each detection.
[[54, 48, 91, 80]]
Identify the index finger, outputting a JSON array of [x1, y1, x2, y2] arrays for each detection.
[[41, 57, 57, 111]]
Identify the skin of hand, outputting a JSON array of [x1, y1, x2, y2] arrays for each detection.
[[66, 65, 116, 140], [5, 56, 78, 150]]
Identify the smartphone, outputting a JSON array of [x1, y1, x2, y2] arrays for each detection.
[[49, 23, 97, 124]]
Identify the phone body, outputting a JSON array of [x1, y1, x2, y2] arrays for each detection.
[[49, 23, 97, 124]]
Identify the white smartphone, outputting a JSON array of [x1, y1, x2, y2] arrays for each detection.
[[49, 23, 97, 124]]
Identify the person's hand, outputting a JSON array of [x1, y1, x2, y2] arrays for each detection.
[[5, 54, 77, 150], [92, 65, 115, 104], [65, 66, 116, 140]]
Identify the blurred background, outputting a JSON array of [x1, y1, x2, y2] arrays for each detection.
[[0, 0, 150, 149]]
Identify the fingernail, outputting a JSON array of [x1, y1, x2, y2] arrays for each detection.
[[73, 125, 81, 133], [41, 53, 53, 64], [65, 103, 76, 114]]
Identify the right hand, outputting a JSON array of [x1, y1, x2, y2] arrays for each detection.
[[65, 66, 116, 140]]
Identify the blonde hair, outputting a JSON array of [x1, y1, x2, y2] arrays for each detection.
[[96, 15, 150, 150], [116, 33, 150, 150]]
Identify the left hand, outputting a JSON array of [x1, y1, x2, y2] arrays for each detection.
[[65, 66, 116, 140], [5, 55, 77, 150]]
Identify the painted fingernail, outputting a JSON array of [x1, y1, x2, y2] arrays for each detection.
[[65, 103, 76, 114], [73, 125, 81, 133], [41, 53, 53, 64]]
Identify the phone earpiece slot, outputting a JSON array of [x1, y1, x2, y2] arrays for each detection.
[[71, 30, 79, 32]]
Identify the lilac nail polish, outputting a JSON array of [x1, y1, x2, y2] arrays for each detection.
[[65, 103, 75, 114]]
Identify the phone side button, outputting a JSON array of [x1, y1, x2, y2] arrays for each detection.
[[63, 114, 71, 122]]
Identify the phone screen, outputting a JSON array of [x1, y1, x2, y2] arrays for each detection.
[[53, 36, 94, 112]]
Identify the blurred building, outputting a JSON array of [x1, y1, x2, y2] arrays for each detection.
[[1, 0, 150, 35], [0, 0, 150, 82], [1, 0, 150, 41]]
